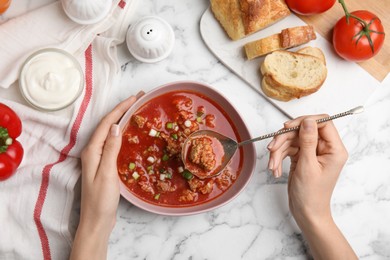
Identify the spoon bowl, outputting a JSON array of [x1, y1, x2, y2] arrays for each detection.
[[181, 130, 239, 179]]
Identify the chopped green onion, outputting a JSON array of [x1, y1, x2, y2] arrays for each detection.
[[128, 162, 136, 170], [132, 171, 140, 180], [159, 168, 165, 173], [156, 131, 160, 137], [166, 172, 172, 179], [171, 133, 178, 140], [182, 170, 193, 180], [162, 154, 169, 161], [166, 122, 174, 129], [147, 165, 153, 171], [148, 170, 155, 175], [197, 111, 204, 117], [196, 117, 202, 123], [154, 193, 161, 200]]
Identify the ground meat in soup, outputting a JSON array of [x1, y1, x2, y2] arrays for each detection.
[[179, 189, 198, 202], [156, 180, 177, 192], [189, 137, 216, 171], [133, 115, 146, 128]]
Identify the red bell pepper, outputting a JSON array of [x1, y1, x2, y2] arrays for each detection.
[[0, 103, 24, 181]]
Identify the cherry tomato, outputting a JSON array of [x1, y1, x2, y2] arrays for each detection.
[[285, 0, 336, 15], [333, 10, 385, 62]]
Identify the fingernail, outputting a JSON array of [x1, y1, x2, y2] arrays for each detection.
[[136, 91, 145, 99], [267, 139, 275, 149], [268, 158, 274, 170], [302, 119, 316, 132], [274, 168, 279, 178], [284, 119, 292, 125], [111, 124, 120, 137]]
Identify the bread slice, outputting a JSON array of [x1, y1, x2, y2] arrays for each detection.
[[261, 77, 293, 102], [297, 46, 326, 65], [260, 50, 327, 101], [245, 25, 316, 60], [210, 0, 290, 41]]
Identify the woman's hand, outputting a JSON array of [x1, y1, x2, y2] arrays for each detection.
[[267, 116, 357, 260], [268, 116, 348, 222], [70, 92, 143, 260]]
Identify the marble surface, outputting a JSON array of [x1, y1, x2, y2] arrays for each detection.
[[2, 0, 390, 259]]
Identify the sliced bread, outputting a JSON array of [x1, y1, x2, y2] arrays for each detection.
[[297, 46, 326, 65], [260, 50, 327, 101], [244, 25, 316, 60]]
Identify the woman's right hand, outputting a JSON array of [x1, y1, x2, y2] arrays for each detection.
[[268, 116, 348, 223], [267, 116, 357, 260]]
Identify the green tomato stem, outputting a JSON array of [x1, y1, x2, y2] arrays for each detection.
[[337, 0, 383, 54], [338, 0, 366, 26]]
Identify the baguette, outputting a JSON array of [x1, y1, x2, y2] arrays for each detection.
[[260, 50, 327, 101], [297, 46, 326, 65], [210, 0, 290, 41], [245, 25, 316, 60]]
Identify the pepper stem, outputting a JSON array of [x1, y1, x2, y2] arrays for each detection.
[[0, 127, 13, 153]]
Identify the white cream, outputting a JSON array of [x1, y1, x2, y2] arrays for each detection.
[[20, 49, 83, 111]]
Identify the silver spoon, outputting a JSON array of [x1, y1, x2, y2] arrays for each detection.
[[181, 106, 364, 179]]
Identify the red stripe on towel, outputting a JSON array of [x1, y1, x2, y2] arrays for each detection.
[[119, 0, 126, 9], [33, 45, 94, 260]]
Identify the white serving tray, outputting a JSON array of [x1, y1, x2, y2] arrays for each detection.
[[200, 7, 380, 120]]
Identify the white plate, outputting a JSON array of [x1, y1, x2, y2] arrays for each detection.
[[200, 7, 380, 124]]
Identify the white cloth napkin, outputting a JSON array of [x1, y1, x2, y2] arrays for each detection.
[[0, 0, 137, 259]]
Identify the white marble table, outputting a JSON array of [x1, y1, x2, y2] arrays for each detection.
[[3, 1, 390, 259]]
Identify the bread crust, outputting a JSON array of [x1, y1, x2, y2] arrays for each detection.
[[280, 26, 316, 48], [211, 0, 245, 41], [245, 25, 316, 60], [211, 0, 290, 41], [297, 46, 326, 65], [245, 34, 282, 60], [261, 76, 295, 101]]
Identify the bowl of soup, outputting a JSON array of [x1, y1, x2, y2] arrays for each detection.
[[117, 81, 256, 215]]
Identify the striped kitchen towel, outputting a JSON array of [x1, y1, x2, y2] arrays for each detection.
[[0, 0, 138, 259]]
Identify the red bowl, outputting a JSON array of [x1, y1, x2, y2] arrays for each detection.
[[118, 81, 256, 216]]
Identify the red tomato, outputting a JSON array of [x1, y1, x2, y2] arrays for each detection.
[[285, 0, 336, 15], [333, 10, 385, 62]]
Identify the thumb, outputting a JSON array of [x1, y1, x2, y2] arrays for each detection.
[[298, 118, 318, 161], [100, 124, 122, 174]]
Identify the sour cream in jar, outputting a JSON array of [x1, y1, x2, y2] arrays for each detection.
[[19, 48, 84, 111]]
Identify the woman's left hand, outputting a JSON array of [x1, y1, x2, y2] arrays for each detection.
[[70, 92, 143, 260]]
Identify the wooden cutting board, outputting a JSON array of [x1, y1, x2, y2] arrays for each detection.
[[298, 0, 390, 82]]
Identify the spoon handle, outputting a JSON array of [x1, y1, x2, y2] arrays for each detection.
[[238, 106, 364, 147]]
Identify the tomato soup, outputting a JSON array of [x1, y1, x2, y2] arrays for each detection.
[[117, 90, 242, 207]]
